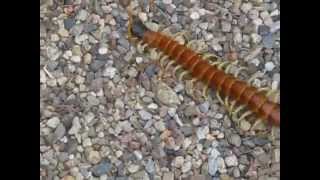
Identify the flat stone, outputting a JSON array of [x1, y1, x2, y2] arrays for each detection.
[[46, 117, 60, 129]]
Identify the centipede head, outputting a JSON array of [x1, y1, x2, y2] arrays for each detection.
[[127, 5, 149, 43]]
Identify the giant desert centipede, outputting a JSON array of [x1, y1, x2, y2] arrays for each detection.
[[126, 12, 280, 128]]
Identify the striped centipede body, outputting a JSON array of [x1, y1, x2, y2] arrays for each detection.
[[127, 12, 280, 129]]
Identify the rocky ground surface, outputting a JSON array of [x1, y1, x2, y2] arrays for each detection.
[[40, 0, 280, 179]]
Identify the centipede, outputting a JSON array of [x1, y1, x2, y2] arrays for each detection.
[[123, 2, 280, 131]]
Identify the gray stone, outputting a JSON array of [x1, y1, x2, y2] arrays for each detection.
[[52, 123, 66, 143], [138, 110, 152, 120], [87, 95, 100, 106], [64, 18, 76, 30], [221, 21, 232, 32], [262, 34, 274, 48], [90, 60, 106, 71], [208, 155, 219, 176], [225, 155, 238, 167], [47, 44, 61, 61], [68, 117, 81, 135], [258, 25, 271, 36], [145, 159, 155, 174], [228, 134, 242, 147], [199, 101, 210, 113], [76, 9, 89, 21], [196, 126, 209, 140], [181, 126, 193, 137]]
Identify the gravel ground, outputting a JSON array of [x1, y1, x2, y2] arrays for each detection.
[[40, 0, 280, 180]]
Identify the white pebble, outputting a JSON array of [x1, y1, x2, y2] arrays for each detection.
[[225, 155, 238, 167], [251, 58, 260, 66], [183, 138, 192, 149], [147, 103, 158, 109], [190, 11, 200, 20], [115, 150, 123, 158], [241, 3, 253, 14], [98, 47, 108, 55], [40, 70, 47, 83], [103, 67, 117, 79], [133, 150, 143, 160], [46, 117, 60, 129], [270, 9, 280, 17], [198, 8, 206, 16], [168, 108, 176, 117], [135, 57, 143, 64], [265, 62, 275, 72], [83, 138, 92, 147], [71, 56, 81, 63]]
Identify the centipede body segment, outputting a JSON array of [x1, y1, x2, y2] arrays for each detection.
[[129, 16, 280, 127]]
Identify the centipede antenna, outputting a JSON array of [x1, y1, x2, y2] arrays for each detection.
[[127, 2, 134, 43]]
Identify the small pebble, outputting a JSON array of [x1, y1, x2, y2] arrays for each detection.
[[46, 117, 60, 129], [98, 47, 108, 55], [173, 156, 184, 168], [241, 3, 253, 14], [138, 12, 148, 22], [265, 61, 275, 71], [190, 11, 200, 20], [87, 150, 101, 164], [128, 164, 140, 173], [103, 67, 117, 79], [225, 155, 238, 167], [70, 56, 81, 63], [139, 110, 152, 120]]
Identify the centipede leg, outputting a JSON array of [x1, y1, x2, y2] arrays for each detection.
[[178, 70, 189, 81], [247, 72, 264, 85], [137, 41, 149, 54], [251, 118, 265, 131], [165, 60, 176, 71], [216, 91, 225, 107], [159, 55, 170, 68], [202, 53, 220, 61], [202, 84, 209, 99], [172, 65, 183, 78]]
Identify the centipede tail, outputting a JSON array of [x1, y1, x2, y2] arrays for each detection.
[[130, 17, 280, 127]]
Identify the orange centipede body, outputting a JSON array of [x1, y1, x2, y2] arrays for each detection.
[[129, 17, 280, 127]]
